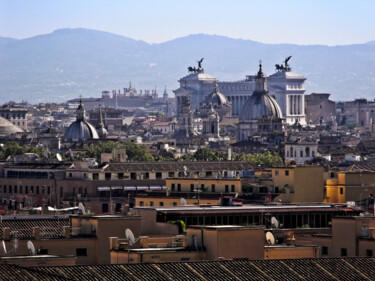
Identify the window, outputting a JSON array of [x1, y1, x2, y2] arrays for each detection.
[[312, 151, 315, 157], [340, 188, 343, 195], [172, 202, 177, 206], [190, 184, 194, 192], [25, 186, 28, 194], [275, 170, 279, 176], [156, 172, 162, 179], [144, 172, 149, 179], [177, 184, 181, 192], [366, 249, 373, 257], [341, 248, 347, 257], [231, 185, 235, 192], [139, 201, 144, 206], [19, 186, 22, 194], [159, 202, 164, 207], [206, 171, 212, 177], [130, 173, 136, 180], [9, 186, 12, 193], [14, 186, 17, 194], [93, 173, 99, 180], [168, 172, 175, 178], [36, 186, 39, 194], [69, 173, 72, 178], [211, 184, 215, 192], [118, 173, 124, 179], [225, 185, 229, 193], [322, 246, 328, 256], [171, 184, 175, 192], [0, 186, 2, 193], [76, 248, 87, 256], [102, 203, 108, 213], [105, 173, 111, 180], [149, 201, 154, 206], [285, 170, 289, 176], [300, 151, 303, 157], [3, 186, 6, 193]]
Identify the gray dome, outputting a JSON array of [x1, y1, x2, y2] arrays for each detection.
[[0, 117, 23, 136], [240, 64, 283, 122], [64, 99, 99, 142], [239, 92, 282, 121], [65, 120, 99, 141], [204, 84, 230, 106]]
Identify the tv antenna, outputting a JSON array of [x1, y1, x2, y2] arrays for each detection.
[[271, 217, 279, 228], [180, 198, 187, 206], [27, 240, 36, 255], [78, 202, 86, 215], [266, 231, 275, 245], [125, 228, 139, 264], [1, 241, 7, 256]]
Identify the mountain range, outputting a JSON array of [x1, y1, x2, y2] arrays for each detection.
[[1, 28, 375, 104]]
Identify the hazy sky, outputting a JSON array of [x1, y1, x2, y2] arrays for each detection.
[[1, 0, 374, 45]]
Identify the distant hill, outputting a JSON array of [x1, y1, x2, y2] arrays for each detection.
[[1, 28, 375, 103]]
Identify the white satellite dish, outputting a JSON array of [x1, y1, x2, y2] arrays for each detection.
[[27, 240, 36, 255], [56, 153, 62, 162], [180, 198, 187, 206], [360, 213, 365, 217], [78, 202, 86, 215], [266, 232, 275, 245], [1, 241, 7, 256], [125, 228, 136, 245], [271, 217, 279, 228]]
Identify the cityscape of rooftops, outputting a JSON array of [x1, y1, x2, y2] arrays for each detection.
[[0, 0, 375, 279]]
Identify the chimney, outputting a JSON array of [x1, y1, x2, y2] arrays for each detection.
[[63, 226, 71, 239], [32, 227, 40, 240]]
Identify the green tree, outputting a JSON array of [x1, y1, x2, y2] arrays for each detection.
[[194, 147, 218, 161], [233, 151, 283, 167], [0, 142, 45, 160]]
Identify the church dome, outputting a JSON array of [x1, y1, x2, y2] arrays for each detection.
[[65, 100, 99, 142], [239, 64, 283, 122], [203, 83, 230, 106], [0, 117, 23, 136]]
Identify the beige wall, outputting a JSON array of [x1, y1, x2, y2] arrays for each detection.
[[272, 167, 324, 203], [188, 227, 264, 260], [166, 178, 242, 194], [264, 246, 318, 259]]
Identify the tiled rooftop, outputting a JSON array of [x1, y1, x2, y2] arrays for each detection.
[[0, 216, 69, 240], [0, 258, 373, 280]]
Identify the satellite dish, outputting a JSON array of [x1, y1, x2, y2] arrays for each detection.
[[271, 217, 279, 228], [56, 153, 62, 162], [180, 198, 187, 206], [183, 166, 188, 177], [360, 213, 365, 217], [266, 232, 275, 245], [27, 240, 36, 255], [1, 241, 7, 256], [78, 202, 86, 215], [125, 228, 136, 245]]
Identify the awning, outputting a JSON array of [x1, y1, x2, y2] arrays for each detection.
[[124, 185, 136, 191], [150, 185, 162, 190], [98, 186, 110, 191], [162, 186, 167, 190], [137, 185, 149, 191], [111, 186, 123, 190]]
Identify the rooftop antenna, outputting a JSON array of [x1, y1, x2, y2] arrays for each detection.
[[180, 198, 187, 206], [1, 241, 7, 256], [78, 202, 86, 215], [271, 217, 279, 228], [125, 228, 139, 264], [266, 231, 275, 245], [27, 240, 36, 255]]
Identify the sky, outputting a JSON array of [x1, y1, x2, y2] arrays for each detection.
[[0, 0, 374, 46]]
